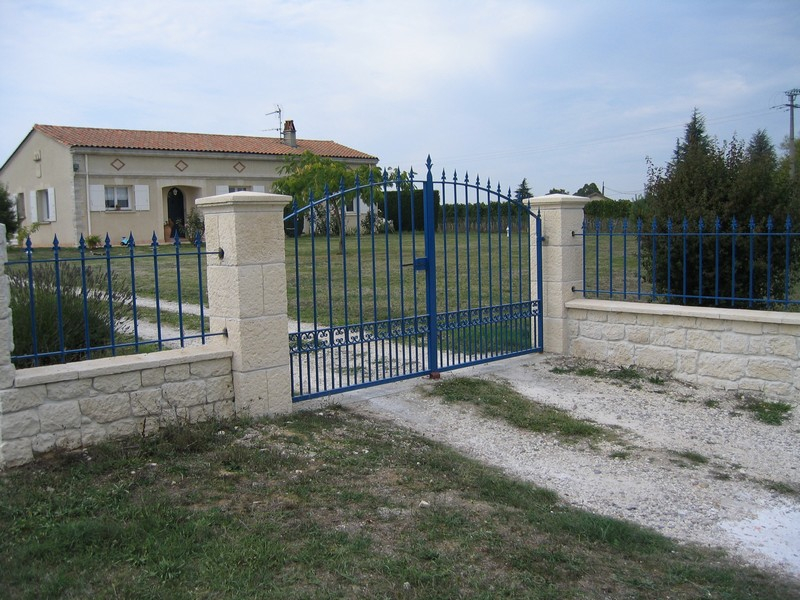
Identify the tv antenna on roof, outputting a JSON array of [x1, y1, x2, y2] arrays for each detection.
[[265, 105, 283, 139]]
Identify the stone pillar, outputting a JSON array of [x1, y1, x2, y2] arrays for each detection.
[[196, 192, 292, 417], [528, 195, 588, 354], [0, 223, 23, 466]]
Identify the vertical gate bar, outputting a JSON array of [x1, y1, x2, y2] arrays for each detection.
[[150, 234, 163, 352], [173, 232, 185, 347], [785, 216, 792, 306], [766, 216, 773, 307], [682, 218, 688, 304], [382, 177, 394, 380], [464, 173, 473, 356], [594, 219, 600, 298], [194, 231, 206, 344], [478, 179, 494, 355], [453, 172, 462, 362], [475, 176, 483, 358], [651, 218, 657, 301], [353, 175, 368, 386], [52, 236, 66, 363], [292, 200, 303, 397], [310, 194, 321, 394], [666, 218, 673, 302], [440, 171, 451, 368], [516, 198, 524, 351], [535, 210, 544, 350], [400, 170, 409, 375], [608, 219, 614, 298], [636, 219, 642, 299], [104, 234, 117, 355], [78, 235, 92, 360], [424, 157, 438, 374], [321, 188, 332, 393], [748, 216, 755, 307], [410, 169, 422, 372], [506, 190, 513, 353], [622, 218, 628, 299], [128, 233, 140, 351], [698, 218, 704, 303], [731, 217, 738, 307], [714, 217, 721, 306], [24, 238, 39, 365], [340, 178, 351, 387]]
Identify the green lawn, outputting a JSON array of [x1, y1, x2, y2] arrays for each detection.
[[286, 229, 534, 327], [1, 406, 796, 599]]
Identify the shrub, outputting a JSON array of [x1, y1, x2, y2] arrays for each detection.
[[184, 208, 205, 243], [361, 206, 395, 234], [9, 263, 133, 367]]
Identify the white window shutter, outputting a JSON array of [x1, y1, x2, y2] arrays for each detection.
[[134, 185, 150, 210], [29, 190, 38, 222], [89, 185, 105, 212], [215, 185, 228, 195], [253, 185, 265, 193], [47, 188, 56, 221]]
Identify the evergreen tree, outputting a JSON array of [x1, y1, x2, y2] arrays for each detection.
[[638, 111, 799, 306], [575, 182, 601, 197], [514, 178, 532, 201], [0, 185, 19, 241]]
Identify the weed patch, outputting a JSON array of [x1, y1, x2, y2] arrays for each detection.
[[736, 396, 792, 425]]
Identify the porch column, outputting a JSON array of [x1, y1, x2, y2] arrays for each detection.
[[197, 192, 292, 417], [528, 195, 588, 354]]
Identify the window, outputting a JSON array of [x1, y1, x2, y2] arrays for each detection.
[[228, 186, 250, 193], [105, 186, 129, 209], [36, 189, 52, 221], [15, 193, 25, 221]]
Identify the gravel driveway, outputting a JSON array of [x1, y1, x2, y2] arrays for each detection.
[[317, 353, 800, 582]]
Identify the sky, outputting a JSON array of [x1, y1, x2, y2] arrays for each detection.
[[1, 0, 798, 199]]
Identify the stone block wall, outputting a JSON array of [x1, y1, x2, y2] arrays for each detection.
[[566, 298, 800, 398], [0, 348, 234, 467]]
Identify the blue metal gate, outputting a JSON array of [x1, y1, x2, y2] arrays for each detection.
[[285, 157, 543, 401]]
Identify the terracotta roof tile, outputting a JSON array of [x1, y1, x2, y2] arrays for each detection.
[[33, 124, 377, 161]]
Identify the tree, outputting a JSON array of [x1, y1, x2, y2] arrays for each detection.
[[547, 188, 568, 195], [0, 184, 19, 241], [514, 178, 532, 201], [638, 110, 799, 306], [575, 182, 601, 197]]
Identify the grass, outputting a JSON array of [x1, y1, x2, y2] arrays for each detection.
[[286, 230, 533, 328], [1, 409, 796, 599], [671, 450, 710, 466], [429, 377, 613, 442], [736, 396, 793, 425]]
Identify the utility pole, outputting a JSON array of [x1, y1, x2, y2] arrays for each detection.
[[785, 89, 800, 180]]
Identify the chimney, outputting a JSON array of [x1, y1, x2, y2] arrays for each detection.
[[282, 119, 297, 148]]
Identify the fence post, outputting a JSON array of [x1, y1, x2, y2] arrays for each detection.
[[528, 195, 588, 354], [197, 192, 292, 417]]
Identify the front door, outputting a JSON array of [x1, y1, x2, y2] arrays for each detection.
[[167, 187, 185, 238]]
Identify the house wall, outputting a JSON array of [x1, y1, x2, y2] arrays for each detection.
[[0, 130, 78, 245], [2, 129, 376, 247]]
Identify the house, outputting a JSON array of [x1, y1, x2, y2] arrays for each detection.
[[0, 122, 378, 246]]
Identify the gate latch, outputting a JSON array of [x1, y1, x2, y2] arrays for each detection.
[[402, 257, 428, 270]]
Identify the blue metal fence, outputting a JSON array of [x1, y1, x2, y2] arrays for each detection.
[[285, 156, 543, 401], [6, 232, 223, 367], [577, 215, 800, 308]]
